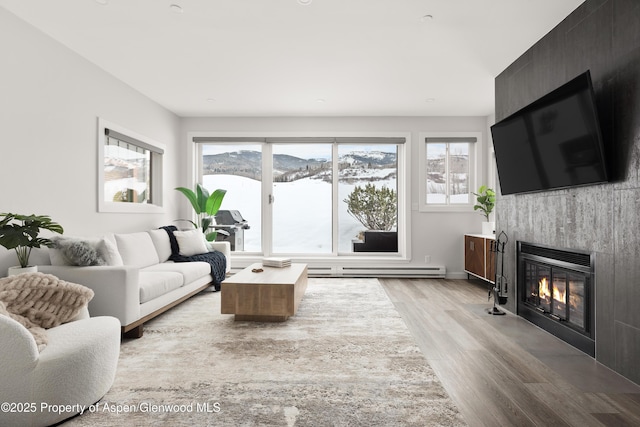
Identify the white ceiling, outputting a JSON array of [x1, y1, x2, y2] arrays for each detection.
[[0, 0, 584, 117]]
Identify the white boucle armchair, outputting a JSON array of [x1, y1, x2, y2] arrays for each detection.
[[0, 310, 121, 427]]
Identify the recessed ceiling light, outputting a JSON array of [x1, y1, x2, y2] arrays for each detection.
[[316, 98, 326, 103], [95, 0, 109, 5], [206, 98, 216, 103], [425, 98, 436, 103], [169, 4, 183, 13], [298, 0, 312, 5], [420, 14, 434, 22]]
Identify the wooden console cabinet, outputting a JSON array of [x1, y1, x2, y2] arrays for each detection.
[[464, 234, 496, 284]]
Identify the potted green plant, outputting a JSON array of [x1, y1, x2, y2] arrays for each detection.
[[473, 185, 496, 235], [175, 184, 227, 241], [0, 213, 64, 275]]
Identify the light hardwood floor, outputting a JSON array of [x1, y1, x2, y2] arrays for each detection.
[[379, 278, 640, 427]]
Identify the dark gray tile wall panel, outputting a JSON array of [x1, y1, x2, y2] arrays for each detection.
[[562, 0, 609, 31], [614, 321, 640, 381], [613, 189, 640, 328], [494, 69, 512, 121], [564, 0, 613, 83], [494, 0, 640, 385], [612, 0, 640, 59], [564, 186, 614, 253], [595, 251, 615, 368], [530, 27, 567, 98], [612, 54, 640, 187], [531, 194, 567, 247]]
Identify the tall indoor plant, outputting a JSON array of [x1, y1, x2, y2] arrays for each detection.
[[0, 213, 64, 274], [175, 184, 227, 241], [473, 185, 496, 235]]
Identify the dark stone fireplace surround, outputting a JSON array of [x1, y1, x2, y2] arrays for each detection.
[[494, 0, 640, 384]]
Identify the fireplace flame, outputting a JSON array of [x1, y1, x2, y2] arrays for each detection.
[[538, 277, 566, 304], [554, 287, 566, 304], [539, 277, 551, 300]]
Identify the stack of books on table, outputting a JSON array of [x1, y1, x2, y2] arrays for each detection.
[[262, 257, 292, 268]]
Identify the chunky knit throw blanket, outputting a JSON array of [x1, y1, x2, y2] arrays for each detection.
[[161, 226, 227, 291], [0, 272, 94, 351]]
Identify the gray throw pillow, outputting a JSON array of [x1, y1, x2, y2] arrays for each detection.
[[54, 238, 106, 266]]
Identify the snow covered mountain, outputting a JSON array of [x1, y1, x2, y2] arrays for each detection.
[[202, 150, 396, 182]]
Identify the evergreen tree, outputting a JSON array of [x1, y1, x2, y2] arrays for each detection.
[[344, 183, 397, 231]]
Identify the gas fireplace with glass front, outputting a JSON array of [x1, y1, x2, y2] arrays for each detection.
[[517, 242, 594, 356]]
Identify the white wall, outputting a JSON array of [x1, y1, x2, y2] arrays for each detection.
[[181, 116, 492, 277], [0, 7, 494, 278], [0, 8, 182, 275]]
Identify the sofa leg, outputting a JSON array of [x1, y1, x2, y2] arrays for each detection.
[[123, 324, 144, 339]]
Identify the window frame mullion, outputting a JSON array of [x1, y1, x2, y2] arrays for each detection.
[[445, 143, 451, 205]]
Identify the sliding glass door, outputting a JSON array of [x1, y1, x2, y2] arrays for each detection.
[[338, 144, 397, 253], [195, 136, 403, 256], [272, 144, 333, 254], [200, 144, 262, 252]]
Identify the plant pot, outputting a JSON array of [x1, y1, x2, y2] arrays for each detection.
[[8, 265, 38, 276], [481, 221, 495, 236], [352, 231, 398, 252]]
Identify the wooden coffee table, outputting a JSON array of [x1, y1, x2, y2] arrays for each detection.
[[221, 263, 308, 322]]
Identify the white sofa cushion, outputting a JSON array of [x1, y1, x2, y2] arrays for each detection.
[[148, 229, 172, 262], [143, 262, 211, 286], [115, 232, 160, 268], [173, 229, 209, 256], [138, 272, 184, 304], [49, 247, 72, 266]]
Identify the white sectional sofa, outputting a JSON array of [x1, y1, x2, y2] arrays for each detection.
[[37, 229, 230, 337]]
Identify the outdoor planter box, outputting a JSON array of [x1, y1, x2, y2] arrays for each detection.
[[352, 231, 398, 253]]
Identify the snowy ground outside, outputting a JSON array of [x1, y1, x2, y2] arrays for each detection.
[[203, 172, 396, 253]]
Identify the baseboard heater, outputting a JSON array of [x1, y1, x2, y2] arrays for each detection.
[[307, 266, 446, 278]]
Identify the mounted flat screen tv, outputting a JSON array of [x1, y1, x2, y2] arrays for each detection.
[[491, 70, 608, 195]]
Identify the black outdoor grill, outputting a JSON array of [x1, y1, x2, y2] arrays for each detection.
[[213, 210, 249, 251]]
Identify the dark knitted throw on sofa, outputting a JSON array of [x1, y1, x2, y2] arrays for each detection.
[[161, 226, 227, 291]]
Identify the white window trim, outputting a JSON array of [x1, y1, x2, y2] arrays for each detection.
[[97, 118, 165, 213], [418, 131, 480, 213], [188, 131, 411, 261]]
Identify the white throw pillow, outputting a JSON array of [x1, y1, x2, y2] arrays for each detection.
[[97, 237, 124, 266], [148, 229, 172, 262], [173, 229, 208, 257], [114, 232, 160, 268]]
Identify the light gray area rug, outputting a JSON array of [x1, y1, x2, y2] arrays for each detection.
[[65, 278, 466, 426]]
